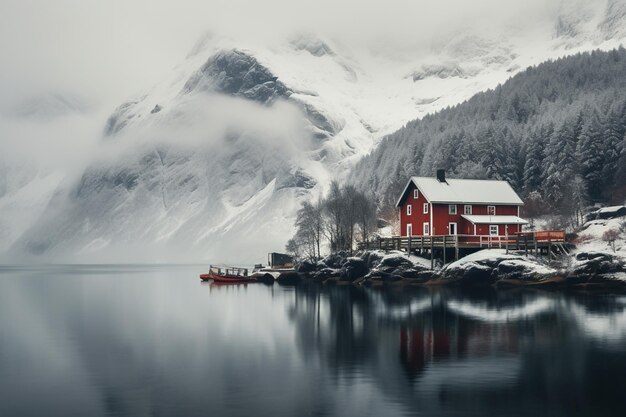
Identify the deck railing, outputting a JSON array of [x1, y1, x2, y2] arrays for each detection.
[[357, 230, 565, 251], [516, 230, 565, 242]]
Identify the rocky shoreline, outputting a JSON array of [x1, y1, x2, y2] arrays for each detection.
[[294, 249, 626, 292]]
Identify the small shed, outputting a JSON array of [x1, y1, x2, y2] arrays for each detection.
[[267, 252, 294, 269]]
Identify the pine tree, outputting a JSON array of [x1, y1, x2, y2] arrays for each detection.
[[543, 122, 577, 209], [500, 129, 522, 189], [612, 132, 626, 204], [576, 117, 604, 202], [522, 132, 545, 194], [347, 48, 626, 211], [480, 127, 507, 180], [601, 107, 625, 196]]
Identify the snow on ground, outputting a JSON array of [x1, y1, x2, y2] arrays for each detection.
[[524, 215, 554, 232], [377, 225, 393, 238], [497, 259, 556, 275], [575, 217, 626, 261], [445, 249, 518, 269], [444, 249, 556, 276], [407, 253, 435, 269], [369, 249, 432, 269], [608, 272, 626, 282]]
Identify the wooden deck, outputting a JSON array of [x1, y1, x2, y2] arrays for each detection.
[[357, 230, 568, 265]]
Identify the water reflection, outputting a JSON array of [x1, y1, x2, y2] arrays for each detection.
[[288, 283, 626, 416], [0, 266, 625, 417]]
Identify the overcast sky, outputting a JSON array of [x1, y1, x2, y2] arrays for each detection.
[[0, 0, 565, 112]]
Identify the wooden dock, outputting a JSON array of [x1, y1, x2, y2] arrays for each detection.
[[357, 230, 568, 266]]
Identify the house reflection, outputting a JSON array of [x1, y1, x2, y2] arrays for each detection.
[[399, 320, 521, 380], [288, 283, 626, 417], [289, 284, 537, 380]]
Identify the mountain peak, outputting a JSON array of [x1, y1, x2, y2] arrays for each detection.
[[182, 49, 291, 104]]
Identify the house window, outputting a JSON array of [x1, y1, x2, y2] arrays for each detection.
[[423, 203, 429, 214], [464, 205, 472, 215], [406, 204, 412, 216], [423, 222, 430, 235], [407, 223, 413, 237], [448, 204, 457, 215], [488, 206, 496, 215], [413, 189, 419, 199], [489, 225, 498, 236]]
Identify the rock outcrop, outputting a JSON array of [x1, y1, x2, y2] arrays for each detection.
[[293, 249, 626, 292]]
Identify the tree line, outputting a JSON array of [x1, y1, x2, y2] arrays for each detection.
[[286, 182, 377, 261], [349, 47, 626, 229]]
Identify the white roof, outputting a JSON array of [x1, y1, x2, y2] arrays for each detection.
[[397, 177, 523, 206], [461, 215, 528, 225]]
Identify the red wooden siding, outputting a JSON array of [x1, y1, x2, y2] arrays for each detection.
[[432, 204, 458, 235], [470, 205, 518, 216], [399, 183, 430, 237], [399, 187, 522, 237]]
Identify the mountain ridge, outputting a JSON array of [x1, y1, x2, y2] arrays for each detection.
[[2, 2, 626, 262]]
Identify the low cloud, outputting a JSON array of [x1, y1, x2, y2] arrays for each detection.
[[0, 0, 564, 112], [89, 94, 314, 172]]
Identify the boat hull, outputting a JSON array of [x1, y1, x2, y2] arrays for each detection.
[[200, 272, 257, 283]]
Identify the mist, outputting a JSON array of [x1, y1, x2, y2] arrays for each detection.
[[0, 0, 616, 262], [0, 0, 565, 111], [0, 0, 579, 170], [0, 91, 314, 263]]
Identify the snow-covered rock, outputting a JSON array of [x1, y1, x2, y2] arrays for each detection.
[[438, 249, 557, 286], [293, 246, 625, 291]]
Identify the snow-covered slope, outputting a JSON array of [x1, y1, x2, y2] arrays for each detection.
[[3, 1, 626, 263], [576, 215, 626, 261]]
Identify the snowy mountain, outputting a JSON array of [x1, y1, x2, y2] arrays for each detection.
[[2, 1, 626, 263]]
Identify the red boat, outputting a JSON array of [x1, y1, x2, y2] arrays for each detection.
[[200, 265, 257, 283]]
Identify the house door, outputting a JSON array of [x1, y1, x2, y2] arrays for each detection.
[[407, 223, 412, 237], [449, 222, 457, 235]]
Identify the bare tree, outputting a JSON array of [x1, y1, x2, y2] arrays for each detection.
[[602, 229, 619, 253], [295, 199, 323, 260], [324, 181, 346, 252], [342, 185, 360, 253], [289, 181, 379, 257], [285, 238, 302, 261], [354, 192, 377, 244]]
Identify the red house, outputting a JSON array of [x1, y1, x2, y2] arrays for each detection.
[[396, 170, 526, 244]]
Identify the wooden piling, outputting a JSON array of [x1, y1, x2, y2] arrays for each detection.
[[430, 237, 434, 270], [548, 239, 552, 260], [524, 236, 528, 257]]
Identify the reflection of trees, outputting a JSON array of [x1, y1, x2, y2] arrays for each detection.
[[289, 284, 543, 380], [289, 282, 378, 369], [287, 284, 626, 416]]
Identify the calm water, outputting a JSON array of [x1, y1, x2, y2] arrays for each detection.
[[1, 265, 626, 417]]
